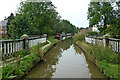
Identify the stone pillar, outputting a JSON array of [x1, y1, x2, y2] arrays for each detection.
[[103, 38, 109, 47], [103, 33, 110, 47], [20, 34, 29, 51], [43, 34, 47, 42]]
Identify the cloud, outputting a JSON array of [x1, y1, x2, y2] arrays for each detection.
[[0, 0, 21, 21], [0, 0, 90, 28], [51, 0, 90, 28]]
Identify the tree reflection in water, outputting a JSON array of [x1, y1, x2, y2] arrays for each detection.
[[25, 38, 73, 78]]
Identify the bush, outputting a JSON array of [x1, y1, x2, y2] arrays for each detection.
[[86, 31, 98, 36], [98, 60, 119, 78], [72, 32, 85, 42], [13, 49, 31, 58], [2, 52, 40, 79], [87, 44, 118, 64]]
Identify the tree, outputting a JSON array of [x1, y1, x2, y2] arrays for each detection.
[[56, 20, 77, 34], [8, 2, 60, 38], [108, 1, 120, 38], [6, 13, 14, 38], [87, 2, 113, 34], [7, 1, 77, 39]]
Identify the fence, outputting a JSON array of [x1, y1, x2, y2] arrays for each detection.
[[0, 37, 46, 59], [85, 36, 120, 53]]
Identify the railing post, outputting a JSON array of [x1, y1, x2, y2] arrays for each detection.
[[0, 41, 2, 61], [23, 39, 26, 49], [103, 34, 111, 48], [20, 34, 29, 51], [118, 40, 119, 53], [103, 38, 109, 47]]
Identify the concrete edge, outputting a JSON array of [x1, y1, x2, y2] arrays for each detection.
[[75, 43, 86, 54], [43, 42, 58, 55]]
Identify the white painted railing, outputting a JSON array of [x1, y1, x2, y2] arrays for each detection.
[[85, 36, 120, 53], [0, 37, 46, 59]]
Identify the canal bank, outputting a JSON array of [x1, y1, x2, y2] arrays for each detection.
[[76, 40, 119, 79], [2, 37, 58, 79], [72, 32, 119, 79], [25, 38, 105, 79]]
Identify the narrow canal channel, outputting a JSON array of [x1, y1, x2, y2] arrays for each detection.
[[25, 38, 105, 78]]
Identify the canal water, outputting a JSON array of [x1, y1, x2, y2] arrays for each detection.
[[25, 38, 105, 78]]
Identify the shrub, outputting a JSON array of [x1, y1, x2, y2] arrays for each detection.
[[13, 49, 31, 58], [86, 31, 98, 36], [72, 32, 85, 42], [2, 52, 40, 79], [87, 44, 118, 64]]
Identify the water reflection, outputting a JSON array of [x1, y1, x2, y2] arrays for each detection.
[[25, 38, 73, 78], [25, 38, 105, 78], [74, 44, 105, 78]]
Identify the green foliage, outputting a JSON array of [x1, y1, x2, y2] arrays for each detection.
[[88, 2, 120, 38], [2, 41, 51, 79], [47, 37, 58, 45], [86, 31, 98, 36], [72, 32, 85, 42], [13, 49, 31, 58], [44, 37, 58, 51], [98, 61, 119, 78], [7, 2, 77, 39], [0, 67, 2, 80], [55, 20, 77, 34], [30, 41, 49, 52], [76, 41, 119, 78], [87, 44, 118, 64], [2, 52, 40, 79]]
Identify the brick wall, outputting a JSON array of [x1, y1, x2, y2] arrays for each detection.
[[0, 20, 7, 37]]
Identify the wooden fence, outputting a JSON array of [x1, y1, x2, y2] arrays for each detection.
[[0, 37, 46, 58], [85, 36, 120, 53]]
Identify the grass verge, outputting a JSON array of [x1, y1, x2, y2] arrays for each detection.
[[0, 67, 2, 80], [44, 37, 58, 51], [73, 32, 119, 79], [76, 41, 119, 78]]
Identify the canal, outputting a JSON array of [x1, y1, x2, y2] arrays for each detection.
[[25, 38, 105, 78]]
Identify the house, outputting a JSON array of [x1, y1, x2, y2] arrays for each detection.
[[92, 26, 99, 32], [80, 27, 92, 33], [0, 20, 8, 37]]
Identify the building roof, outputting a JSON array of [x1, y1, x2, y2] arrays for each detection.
[[0, 20, 8, 27]]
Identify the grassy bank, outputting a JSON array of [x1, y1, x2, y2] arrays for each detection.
[[73, 32, 119, 79], [2, 37, 58, 79], [0, 67, 1, 80], [44, 37, 58, 51]]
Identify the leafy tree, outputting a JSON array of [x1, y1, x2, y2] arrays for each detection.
[[5, 13, 14, 38], [7, 1, 77, 39], [108, 1, 120, 38], [88, 2, 113, 34]]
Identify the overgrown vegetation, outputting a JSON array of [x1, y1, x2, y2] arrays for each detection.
[[73, 33, 119, 78], [47, 37, 58, 45], [86, 31, 99, 36], [72, 32, 85, 42], [13, 49, 31, 58], [2, 49, 31, 61], [0, 67, 2, 80], [2, 38, 57, 79], [44, 37, 58, 51], [2, 52, 40, 79]]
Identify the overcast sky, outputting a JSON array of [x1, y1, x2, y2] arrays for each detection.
[[0, 0, 90, 28]]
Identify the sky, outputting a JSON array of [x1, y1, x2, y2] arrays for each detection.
[[0, 0, 90, 28]]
